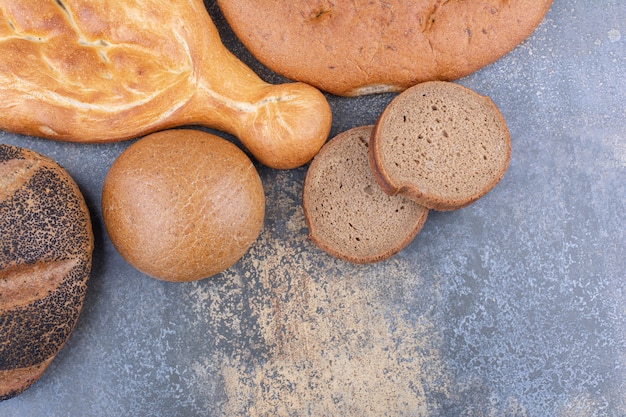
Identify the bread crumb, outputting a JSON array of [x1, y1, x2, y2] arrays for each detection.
[[220, 266, 447, 416], [185, 172, 449, 416], [183, 172, 449, 415], [607, 29, 621, 43]]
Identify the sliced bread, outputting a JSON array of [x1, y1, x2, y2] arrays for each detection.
[[303, 126, 428, 264], [370, 81, 511, 211]]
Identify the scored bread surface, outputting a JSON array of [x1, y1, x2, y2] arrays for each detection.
[[217, 0, 553, 96], [0, 0, 200, 141], [0, 144, 93, 401], [303, 126, 428, 263], [370, 81, 511, 211], [0, 0, 332, 170]]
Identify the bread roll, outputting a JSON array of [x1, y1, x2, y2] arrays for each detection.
[[370, 81, 511, 211], [303, 126, 428, 263], [0, 144, 93, 400], [102, 129, 265, 282]]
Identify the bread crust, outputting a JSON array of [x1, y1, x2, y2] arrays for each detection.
[[0, 144, 93, 400], [0, 357, 54, 401], [370, 81, 511, 211], [0, 0, 331, 169], [303, 126, 428, 263], [217, 0, 553, 96], [101, 129, 265, 282]]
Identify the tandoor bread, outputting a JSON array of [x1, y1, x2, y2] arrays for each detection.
[[217, 0, 553, 96], [369, 81, 511, 211], [303, 126, 428, 263], [0, 0, 331, 169], [0, 144, 93, 400]]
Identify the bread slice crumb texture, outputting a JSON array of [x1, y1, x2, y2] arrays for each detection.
[[303, 126, 428, 263], [371, 81, 511, 210]]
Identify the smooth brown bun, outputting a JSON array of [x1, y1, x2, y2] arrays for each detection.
[[102, 129, 265, 282], [217, 0, 552, 96], [0, 0, 331, 169], [303, 126, 428, 263], [370, 81, 511, 211], [0, 144, 93, 401]]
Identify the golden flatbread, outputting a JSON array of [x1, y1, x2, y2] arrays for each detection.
[[217, 0, 553, 96]]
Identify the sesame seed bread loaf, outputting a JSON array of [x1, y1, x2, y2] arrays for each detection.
[[217, 0, 553, 96], [369, 81, 511, 211], [0, 144, 93, 400], [303, 126, 428, 263]]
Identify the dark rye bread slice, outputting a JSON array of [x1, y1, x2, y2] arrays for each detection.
[[303, 126, 428, 263], [370, 81, 511, 211], [217, 0, 553, 96], [0, 144, 93, 401]]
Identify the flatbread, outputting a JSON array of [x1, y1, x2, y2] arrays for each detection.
[[217, 0, 553, 96]]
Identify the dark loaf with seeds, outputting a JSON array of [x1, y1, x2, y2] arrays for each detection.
[[0, 144, 93, 401]]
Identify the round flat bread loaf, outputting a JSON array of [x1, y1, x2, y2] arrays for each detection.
[[217, 0, 552, 96], [370, 81, 511, 211], [303, 126, 428, 263], [0, 144, 93, 400]]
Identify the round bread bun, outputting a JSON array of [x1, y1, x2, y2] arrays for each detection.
[[0, 144, 93, 400], [102, 129, 265, 282], [217, 0, 552, 96], [303, 126, 428, 263], [370, 81, 511, 211]]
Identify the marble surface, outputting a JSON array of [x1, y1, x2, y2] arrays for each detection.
[[1, 1, 625, 416]]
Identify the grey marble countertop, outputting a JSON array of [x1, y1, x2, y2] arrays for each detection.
[[1, 1, 625, 416]]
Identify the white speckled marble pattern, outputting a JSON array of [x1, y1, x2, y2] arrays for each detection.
[[1, 1, 624, 416]]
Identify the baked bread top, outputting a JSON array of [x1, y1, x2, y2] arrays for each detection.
[[0, 0, 198, 140], [0, 144, 93, 400], [217, 0, 553, 96], [0, 0, 331, 169], [369, 81, 511, 211], [303, 126, 428, 263], [102, 129, 265, 282]]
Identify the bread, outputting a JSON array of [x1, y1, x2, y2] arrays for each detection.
[[369, 81, 511, 211], [216, 0, 552, 97], [303, 126, 428, 263], [0, 144, 93, 401], [102, 129, 265, 282], [0, 0, 331, 169]]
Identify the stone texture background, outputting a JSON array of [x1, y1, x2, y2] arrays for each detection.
[[1, 1, 624, 416]]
